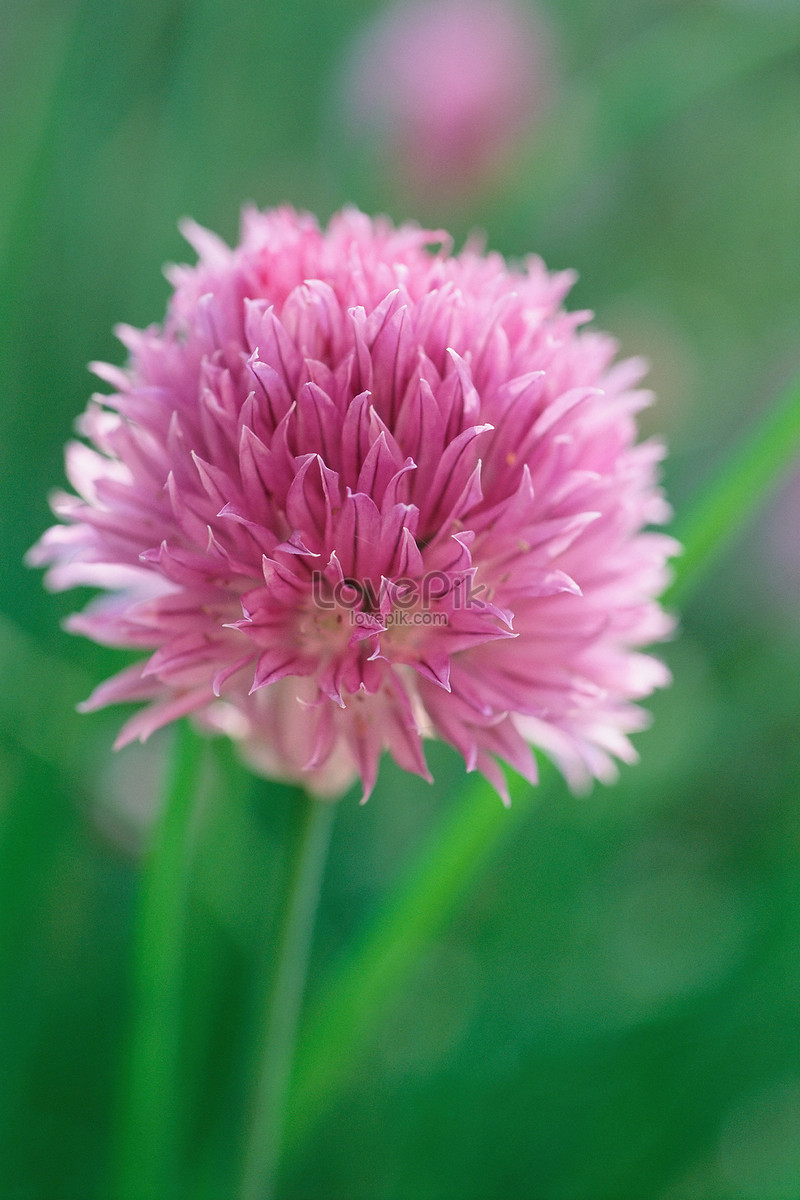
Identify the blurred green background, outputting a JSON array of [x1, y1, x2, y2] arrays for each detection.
[[1, 0, 800, 1197]]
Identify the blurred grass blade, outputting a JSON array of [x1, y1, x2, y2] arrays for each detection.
[[666, 370, 800, 608], [114, 719, 205, 1200], [0, 5, 78, 284], [0, 614, 97, 778], [238, 790, 335, 1200], [284, 768, 550, 1159], [286, 367, 800, 1158], [585, 7, 800, 162], [495, 7, 800, 236]]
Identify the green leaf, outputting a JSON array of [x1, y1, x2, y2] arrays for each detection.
[[112, 719, 206, 1200], [665, 371, 800, 609]]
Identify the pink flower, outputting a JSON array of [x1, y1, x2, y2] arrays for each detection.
[[341, 0, 550, 200], [31, 207, 676, 800]]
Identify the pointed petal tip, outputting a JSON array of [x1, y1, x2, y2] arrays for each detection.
[[112, 725, 140, 751]]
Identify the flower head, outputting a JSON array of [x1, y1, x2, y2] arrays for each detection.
[[340, 0, 550, 201], [31, 206, 676, 800]]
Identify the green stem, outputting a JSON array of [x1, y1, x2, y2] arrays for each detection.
[[238, 790, 336, 1200], [114, 719, 205, 1200], [665, 370, 800, 608], [284, 769, 548, 1159]]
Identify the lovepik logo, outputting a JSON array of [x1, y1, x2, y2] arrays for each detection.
[[310, 570, 488, 627]]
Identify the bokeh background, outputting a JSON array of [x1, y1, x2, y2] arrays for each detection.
[[1, 0, 799, 1197]]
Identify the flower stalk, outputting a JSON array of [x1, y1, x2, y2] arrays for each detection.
[[238, 788, 336, 1200]]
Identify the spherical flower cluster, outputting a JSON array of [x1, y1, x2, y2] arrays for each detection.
[[31, 207, 676, 800], [341, 0, 549, 201]]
